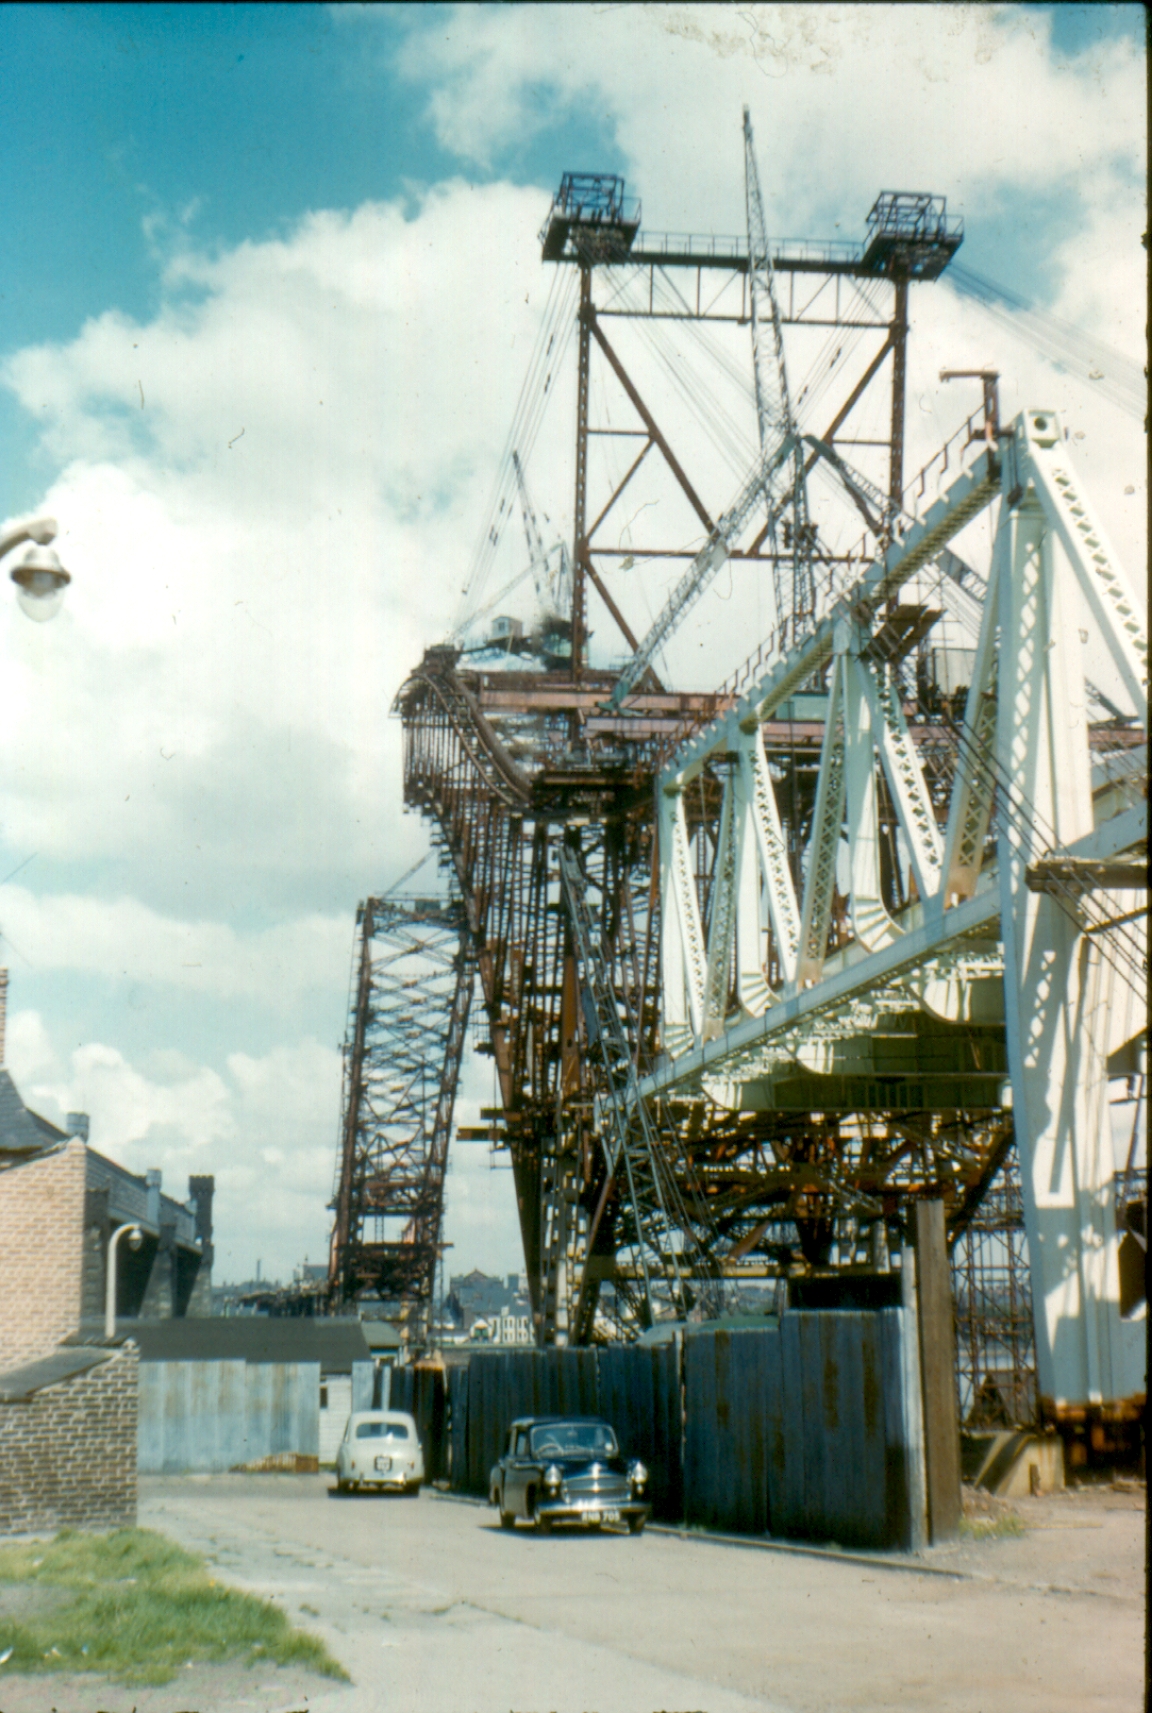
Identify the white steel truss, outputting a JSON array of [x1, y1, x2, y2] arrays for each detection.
[[652, 410, 1148, 1412]]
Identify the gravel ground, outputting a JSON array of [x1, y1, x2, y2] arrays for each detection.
[[0, 1473, 1142, 1713]]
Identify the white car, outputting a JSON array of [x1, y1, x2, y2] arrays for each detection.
[[335, 1410, 425, 1494]]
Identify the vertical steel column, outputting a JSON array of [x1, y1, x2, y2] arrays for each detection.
[[995, 445, 1145, 1411], [328, 900, 375, 1293], [572, 265, 592, 681], [913, 1199, 962, 1542], [888, 276, 909, 508]]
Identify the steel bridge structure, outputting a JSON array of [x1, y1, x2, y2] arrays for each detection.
[[328, 137, 1146, 1434]]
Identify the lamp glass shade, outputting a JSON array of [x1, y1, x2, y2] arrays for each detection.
[[11, 545, 70, 623]]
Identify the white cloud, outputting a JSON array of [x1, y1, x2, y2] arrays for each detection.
[[0, 885, 348, 1011], [1, 181, 563, 920], [390, 4, 1144, 249], [7, 1011, 343, 1282]]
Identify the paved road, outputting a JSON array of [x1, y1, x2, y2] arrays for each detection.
[[1, 1476, 1141, 1712]]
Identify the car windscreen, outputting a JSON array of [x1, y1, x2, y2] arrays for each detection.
[[355, 1420, 410, 1440], [529, 1421, 618, 1458]]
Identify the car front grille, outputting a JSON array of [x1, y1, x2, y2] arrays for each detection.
[[562, 1473, 630, 1503]]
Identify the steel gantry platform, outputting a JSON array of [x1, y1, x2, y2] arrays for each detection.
[[331, 119, 1145, 1437]]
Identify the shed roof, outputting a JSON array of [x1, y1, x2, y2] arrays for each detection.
[[358, 1320, 402, 1352], [93, 1317, 373, 1368], [0, 1346, 112, 1402]]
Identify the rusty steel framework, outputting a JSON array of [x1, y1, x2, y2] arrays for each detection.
[[328, 140, 1143, 1391], [950, 1141, 1037, 1428], [380, 154, 1046, 1348], [327, 893, 473, 1340]]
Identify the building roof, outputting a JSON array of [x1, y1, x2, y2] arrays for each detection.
[[85, 1149, 199, 1247], [87, 1317, 373, 1368], [359, 1320, 402, 1352], [0, 1345, 112, 1401], [0, 1070, 70, 1162]]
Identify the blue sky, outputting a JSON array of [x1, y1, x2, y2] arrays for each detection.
[[0, 2, 1145, 1283], [3, 3, 1141, 468]]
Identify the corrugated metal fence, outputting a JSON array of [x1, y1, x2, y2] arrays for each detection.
[[138, 1360, 322, 1474], [389, 1362, 450, 1483], [682, 1313, 923, 1549], [136, 1311, 929, 1547], [442, 1308, 926, 1549]]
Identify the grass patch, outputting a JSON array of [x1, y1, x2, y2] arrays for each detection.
[[960, 1510, 1025, 1540], [0, 1528, 349, 1687]]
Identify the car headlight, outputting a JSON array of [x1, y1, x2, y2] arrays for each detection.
[[543, 1464, 562, 1492], [628, 1459, 648, 1490]]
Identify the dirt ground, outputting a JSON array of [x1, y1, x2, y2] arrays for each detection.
[[0, 1474, 1144, 1713]]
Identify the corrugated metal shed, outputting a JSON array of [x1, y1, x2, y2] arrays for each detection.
[[138, 1360, 320, 1473]]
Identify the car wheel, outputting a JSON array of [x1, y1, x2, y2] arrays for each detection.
[[335, 1478, 348, 1494], [406, 1481, 422, 1496], [497, 1482, 516, 1527], [627, 1515, 645, 1535], [536, 1514, 552, 1534]]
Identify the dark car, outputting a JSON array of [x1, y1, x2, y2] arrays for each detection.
[[488, 1415, 651, 1533]]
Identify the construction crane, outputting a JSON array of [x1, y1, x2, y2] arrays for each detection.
[[744, 105, 815, 645], [604, 109, 815, 714], [512, 450, 573, 667]]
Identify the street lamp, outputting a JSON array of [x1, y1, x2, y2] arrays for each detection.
[[105, 1222, 143, 1338], [0, 514, 71, 623]]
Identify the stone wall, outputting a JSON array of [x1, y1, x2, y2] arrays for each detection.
[[0, 1140, 87, 1369], [0, 1343, 138, 1534]]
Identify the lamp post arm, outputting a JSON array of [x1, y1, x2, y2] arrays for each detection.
[[105, 1222, 143, 1338], [0, 516, 57, 563]]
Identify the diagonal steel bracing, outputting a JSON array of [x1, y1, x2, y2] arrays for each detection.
[[328, 894, 473, 1341]]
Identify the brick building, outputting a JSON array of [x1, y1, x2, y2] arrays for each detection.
[[0, 1073, 215, 1342], [0, 1341, 137, 1535], [0, 1060, 214, 1533]]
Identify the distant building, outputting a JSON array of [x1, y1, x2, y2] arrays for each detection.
[[211, 1278, 281, 1316], [445, 1269, 532, 1345], [0, 1051, 213, 1535]]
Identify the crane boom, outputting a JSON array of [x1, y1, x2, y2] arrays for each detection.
[[745, 109, 795, 464], [745, 106, 814, 644]]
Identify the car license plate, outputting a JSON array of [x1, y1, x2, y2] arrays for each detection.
[[600, 1508, 620, 1523], [374, 1456, 392, 1472]]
